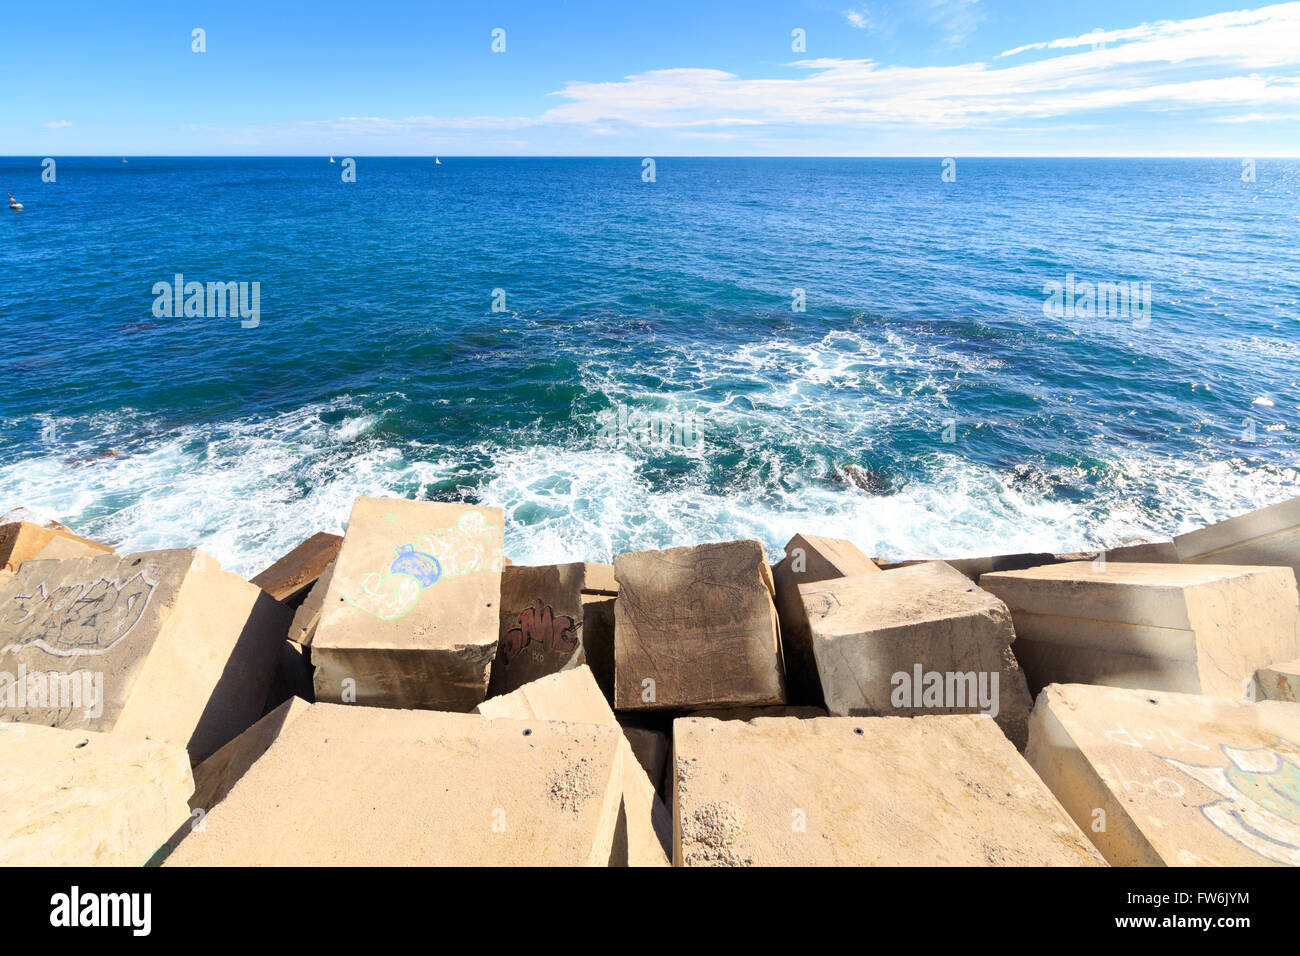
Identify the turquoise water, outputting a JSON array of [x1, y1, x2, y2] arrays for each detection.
[[2, 157, 1298, 575]]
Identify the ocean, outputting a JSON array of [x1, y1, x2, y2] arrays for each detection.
[[2, 156, 1298, 576]]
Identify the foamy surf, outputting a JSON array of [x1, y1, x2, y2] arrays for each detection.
[[2, 397, 1296, 578]]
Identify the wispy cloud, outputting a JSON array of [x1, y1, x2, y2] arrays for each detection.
[[43, 120, 71, 129], [185, 3, 1300, 151], [543, 3, 1300, 129], [844, 0, 983, 45], [998, 3, 1296, 57], [923, 0, 985, 47]]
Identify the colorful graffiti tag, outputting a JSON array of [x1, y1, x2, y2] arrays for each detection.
[[1162, 739, 1300, 866], [342, 510, 503, 621]]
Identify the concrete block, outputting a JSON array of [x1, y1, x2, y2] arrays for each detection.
[[0, 520, 113, 573], [250, 531, 342, 606], [0, 722, 193, 866], [1255, 659, 1300, 702], [981, 561, 1300, 701], [772, 533, 877, 706], [1175, 497, 1300, 585], [477, 666, 670, 866], [672, 714, 1104, 866], [288, 558, 334, 645], [311, 497, 504, 710], [488, 562, 617, 698], [0, 549, 290, 762], [801, 561, 1032, 748], [189, 696, 312, 816], [165, 703, 624, 866], [614, 540, 785, 711], [1027, 683, 1300, 866]]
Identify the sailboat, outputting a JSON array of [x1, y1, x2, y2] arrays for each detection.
[[329, 156, 336, 164], [435, 157, 441, 165], [7, 192, 23, 210]]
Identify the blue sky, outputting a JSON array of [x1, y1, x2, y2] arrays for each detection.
[[4, 0, 1299, 155]]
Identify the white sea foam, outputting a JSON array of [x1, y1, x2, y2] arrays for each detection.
[[1, 333, 1296, 576]]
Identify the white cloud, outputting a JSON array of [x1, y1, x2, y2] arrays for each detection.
[[540, 3, 1300, 130], [44, 120, 71, 129], [844, 9, 875, 30], [184, 3, 1300, 151]]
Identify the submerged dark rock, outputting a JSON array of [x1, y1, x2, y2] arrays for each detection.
[[834, 464, 893, 495]]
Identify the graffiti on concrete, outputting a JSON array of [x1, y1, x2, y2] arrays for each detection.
[[1162, 739, 1300, 866], [502, 599, 579, 664], [0, 570, 157, 657], [343, 510, 503, 620]]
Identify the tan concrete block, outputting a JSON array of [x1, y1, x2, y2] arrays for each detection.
[[614, 540, 785, 710], [250, 531, 342, 606], [981, 562, 1300, 701], [0, 549, 290, 762], [801, 561, 1032, 748], [1255, 659, 1300, 702], [672, 714, 1104, 866], [488, 562, 616, 697], [477, 666, 670, 866], [0, 520, 113, 573], [1174, 497, 1300, 585], [288, 558, 334, 646], [311, 497, 504, 710], [1026, 683, 1300, 866], [189, 697, 312, 815], [164, 703, 624, 866], [0, 722, 193, 866], [772, 533, 878, 706]]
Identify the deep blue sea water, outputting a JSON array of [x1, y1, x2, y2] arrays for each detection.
[[1, 157, 1298, 576]]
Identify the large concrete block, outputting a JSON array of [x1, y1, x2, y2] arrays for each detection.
[[477, 666, 670, 866], [672, 714, 1103, 866], [165, 703, 624, 866], [981, 561, 1300, 701], [614, 540, 785, 711], [1027, 683, 1300, 866], [800, 561, 1032, 748], [0, 549, 290, 762], [311, 497, 504, 710], [0, 722, 193, 866], [1255, 659, 1299, 702], [0, 520, 113, 572], [772, 533, 878, 706], [487, 562, 617, 698], [1175, 497, 1300, 585], [249, 531, 342, 606]]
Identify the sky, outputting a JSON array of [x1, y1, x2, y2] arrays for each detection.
[[4, 0, 1299, 156]]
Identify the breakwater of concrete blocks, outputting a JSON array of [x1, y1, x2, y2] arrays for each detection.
[[2, 495, 1299, 867]]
